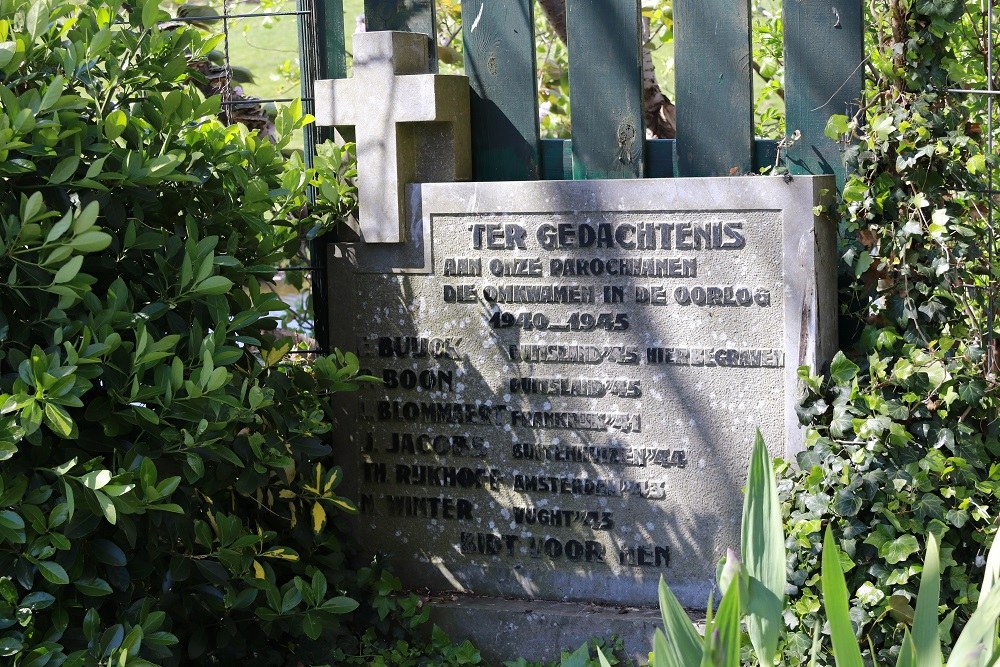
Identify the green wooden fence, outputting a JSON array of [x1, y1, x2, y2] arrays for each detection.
[[312, 0, 862, 183]]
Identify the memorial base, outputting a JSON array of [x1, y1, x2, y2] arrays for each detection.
[[425, 596, 684, 665]]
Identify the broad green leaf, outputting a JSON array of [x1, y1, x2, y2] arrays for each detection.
[[49, 155, 79, 184], [104, 109, 128, 141], [52, 255, 83, 284], [912, 533, 942, 667], [72, 200, 99, 234], [829, 351, 860, 385], [0, 636, 23, 657], [949, 545, 1000, 666], [0, 510, 24, 531], [71, 230, 113, 253], [45, 211, 73, 243], [20, 592, 55, 610], [657, 576, 703, 667], [142, 0, 163, 29], [74, 576, 113, 597], [94, 490, 117, 524], [91, 539, 127, 567], [37, 560, 69, 585], [25, 2, 46, 40], [0, 41, 16, 68], [43, 402, 74, 437], [821, 527, 864, 667], [301, 610, 322, 640], [39, 74, 64, 111], [895, 629, 916, 667], [23, 191, 44, 222], [741, 430, 785, 666], [79, 469, 111, 490], [712, 579, 741, 667], [194, 275, 233, 295]]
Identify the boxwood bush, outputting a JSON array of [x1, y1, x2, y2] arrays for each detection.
[[0, 0, 369, 664]]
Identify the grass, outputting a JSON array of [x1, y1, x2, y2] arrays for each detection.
[[225, 0, 365, 103]]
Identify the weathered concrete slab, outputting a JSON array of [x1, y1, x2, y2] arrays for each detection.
[[327, 175, 836, 622]]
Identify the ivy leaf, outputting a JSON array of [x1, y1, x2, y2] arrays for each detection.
[[881, 535, 921, 564], [842, 179, 868, 203], [830, 404, 854, 438], [824, 114, 849, 140], [833, 490, 863, 517], [853, 251, 873, 278], [829, 352, 859, 385], [967, 154, 987, 174]]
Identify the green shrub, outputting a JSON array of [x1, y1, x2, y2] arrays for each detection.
[[629, 433, 1000, 667], [776, 0, 1000, 662], [0, 0, 367, 664]]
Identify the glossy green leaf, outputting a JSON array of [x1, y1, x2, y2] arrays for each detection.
[[657, 576, 703, 667], [36, 560, 69, 585], [949, 536, 1000, 666], [829, 351, 860, 385], [0, 510, 24, 531], [895, 629, 916, 667], [821, 526, 864, 667], [912, 533, 942, 666], [742, 430, 785, 666], [52, 255, 83, 284], [104, 109, 128, 141]]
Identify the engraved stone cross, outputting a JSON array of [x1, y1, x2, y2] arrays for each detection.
[[315, 31, 471, 244]]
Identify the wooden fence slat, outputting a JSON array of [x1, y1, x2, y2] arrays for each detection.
[[364, 0, 437, 68], [674, 0, 753, 177], [783, 0, 863, 187], [566, 0, 645, 179], [461, 0, 540, 181]]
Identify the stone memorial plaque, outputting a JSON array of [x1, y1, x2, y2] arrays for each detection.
[[328, 176, 836, 610]]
